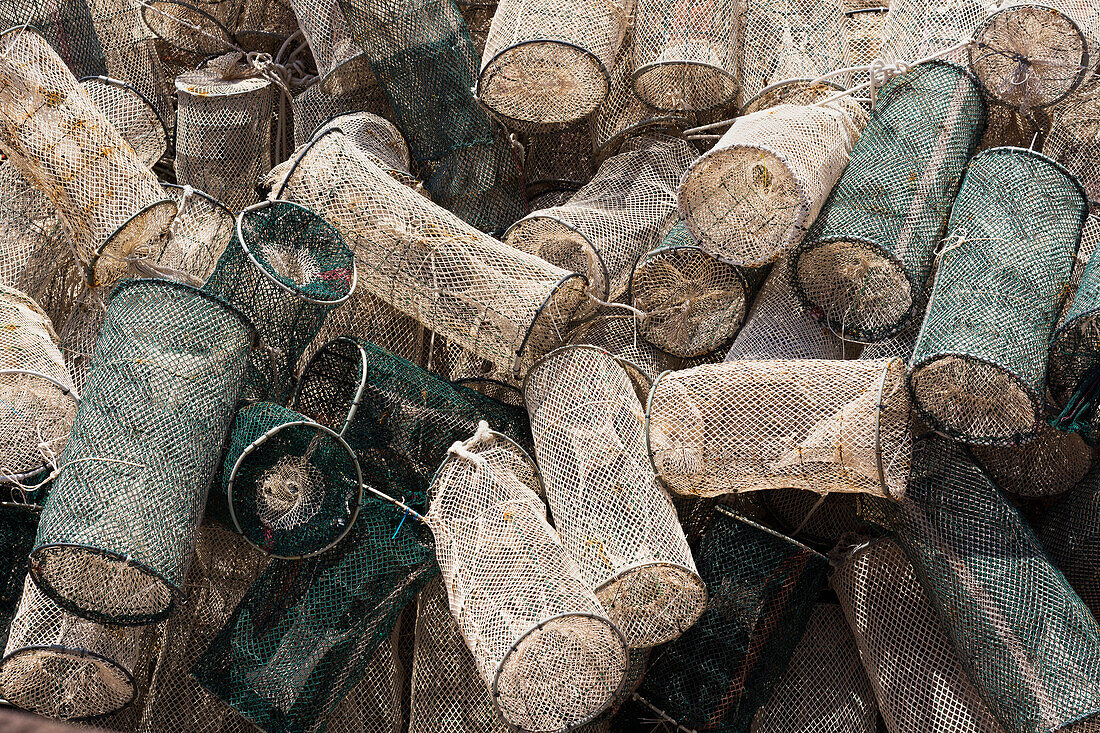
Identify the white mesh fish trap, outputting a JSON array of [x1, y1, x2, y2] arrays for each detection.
[[0, 27, 175, 286], [174, 55, 276, 214], [427, 428, 628, 732], [628, 220, 757, 359], [523, 122, 597, 200], [310, 112, 413, 182], [140, 0, 240, 55], [274, 128, 588, 378], [844, 7, 889, 68], [678, 98, 868, 270], [0, 576, 148, 721], [969, 0, 1100, 110], [566, 312, 678, 396], [0, 286, 78, 485], [78, 76, 167, 168], [646, 358, 912, 498], [878, 0, 987, 66], [523, 346, 706, 648], [830, 538, 1007, 733], [737, 0, 851, 104], [477, 0, 628, 124], [290, 0, 377, 97], [29, 278, 254, 625], [630, 0, 739, 112], [971, 423, 1092, 497], [0, 159, 65, 295], [751, 603, 879, 733], [910, 147, 1086, 446], [790, 62, 987, 342], [1045, 84, 1100, 206], [505, 133, 696, 306], [291, 82, 391, 149]]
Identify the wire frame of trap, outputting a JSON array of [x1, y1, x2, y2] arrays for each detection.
[[79, 76, 167, 167], [310, 111, 415, 185], [910, 147, 1087, 446], [29, 278, 254, 625], [290, 0, 378, 97], [140, 0, 240, 56], [566, 311, 678, 397]]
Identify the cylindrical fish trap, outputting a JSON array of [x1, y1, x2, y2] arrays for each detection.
[[790, 62, 987, 342], [0, 287, 78, 485], [523, 122, 597, 200], [844, 7, 889, 67], [830, 538, 1007, 733], [910, 147, 1086, 446], [505, 133, 696, 306], [476, 0, 627, 124], [1045, 84, 1100, 206], [427, 427, 628, 732], [0, 576, 147, 720], [1038, 463, 1100, 621], [233, 0, 298, 53], [0, 160, 65, 295], [0, 28, 175, 286], [78, 76, 167, 167], [892, 436, 1100, 733], [523, 346, 706, 648], [29, 278, 254, 625], [877, 0, 986, 66], [763, 488, 878, 550], [0, 0, 107, 80], [140, 0, 239, 55], [969, 0, 1099, 110], [970, 423, 1091, 497], [635, 507, 829, 732], [647, 358, 912, 498], [679, 97, 868, 269], [310, 112, 413, 183], [202, 199, 355, 405], [630, 0, 739, 111], [174, 56, 276, 213], [566, 311, 678, 396], [724, 257, 850, 361], [290, 0, 377, 97], [274, 128, 587, 378], [751, 603, 879, 733], [291, 82, 391, 149], [1, 500, 42, 653], [629, 221, 758, 358], [1049, 230, 1100, 440], [216, 401, 362, 558]]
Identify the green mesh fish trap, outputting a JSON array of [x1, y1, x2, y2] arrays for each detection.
[[633, 507, 829, 732], [829, 538, 1007, 733], [1039, 463, 1100, 623], [909, 147, 1087, 446], [213, 401, 362, 559], [0, 0, 107, 81], [203, 199, 354, 405], [891, 436, 1100, 733], [427, 427, 628, 732], [523, 346, 706, 649], [78, 76, 167, 168], [29, 278, 254, 625], [790, 62, 987, 342]]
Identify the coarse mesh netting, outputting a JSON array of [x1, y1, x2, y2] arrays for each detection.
[[629, 219, 757, 358], [29, 278, 254, 625], [461, 3, 496, 57], [634, 507, 829, 732], [55, 284, 109, 396], [523, 346, 706, 648], [0, 501, 41, 653], [888, 436, 1100, 733], [427, 427, 628, 732], [0, 286, 78, 484], [566, 311, 678, 396], [505, 133, 696, 306], [202, 199, 354, 405], [0, 575, 149, 721], [0, 0, 107, 81], [737, 0, 851, 104], [174, 54, 276, 214], [763, 488, 879, 550], [724, 257, 851, 361], [289, 0, 376, 97], [0, 159, 68, 297], [969, 1, 1100, 110], [1039, 463, 1100, 624], [970, 423, 1092, 497], [909, 147, 1086, 446], [214, 401, 362, 558], [310, 112, 412, 182], [750, 602, 879, 733], [234, 0, 297, 53], [790, 62, 986, 342], [0, 27, 175, 287], [877, 0, 986, 66], [976, 102, 1045, 152], [646, 358, 912, 498], [274, 128, 586, 378], [679, 97, 868, 270], [630, 0, 739, 112], [476, 0, 626, 124], [139, 0, 239, 56], [291, 82, 391, 149], [1045, 83, 1100, 206], [829, 538, 1007, 733], [522, 122, 597, 200], [844, 8, 889, 68], [191, 491, 437, 733], [335, 0, 526, 233], [78, 76, 166, 167]]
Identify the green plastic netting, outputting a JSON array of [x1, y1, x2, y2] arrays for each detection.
[[791, 61, 986, 342], [890, 436, 1100, 733], [212, 401, 363, 559], [1039, 463, 1100, 625], [632, 507, 828, 732], [909, 147, 1087, 446], [1050, 229, 1100, 441], [29, 278, 254, 625], [202, 200, 355, 405]]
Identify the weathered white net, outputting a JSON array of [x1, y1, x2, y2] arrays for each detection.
[[566, 311, 678, 397], [78, 76, 166, 167]]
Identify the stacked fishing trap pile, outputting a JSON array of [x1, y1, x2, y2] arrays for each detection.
[[8, 0, 1100, 731]]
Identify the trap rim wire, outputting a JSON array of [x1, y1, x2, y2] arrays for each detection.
[[630, 61, 739, 114], [77, 75, 170, 163], [0, 368, 79, 484], [162, 183, 235, 224], [289, 335, 367, 438], [503, 212, 613, 304], [737, 78, 848, 116], [83, 196, 179, 287], [306, 119, 419, 189], [225, 418, 365, 559], [426, 426, 545, 501], [0, 643, 137, 721], [140, 0, 238, 55]]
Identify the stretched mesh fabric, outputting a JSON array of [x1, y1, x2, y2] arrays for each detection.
[[1045, 84, 1100, 206], [309, 112, 413, 182], [78, 76, 166, 168], [843, 8, 888, 68], [970, 424, 1092, 498], [523, 346, 706, 648], [790, 62, 986, 342], [288, 0, 376, 97], [29, 279, 253, 625], [0, 0, 107, 80], [910, 147, 1086, 445], [290, 82, 391, 149], [148, 184, 236, 285], [0, 502, 41, 653], [634, 507, 828, 732], [139, 0, 240, 55], [646, 358, 912, 499], [566, 311, 678, 396], [877, 0, 986, 66], [0, 160, 68, 297]]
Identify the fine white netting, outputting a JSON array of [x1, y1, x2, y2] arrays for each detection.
[[78, 75, 166, 167]]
